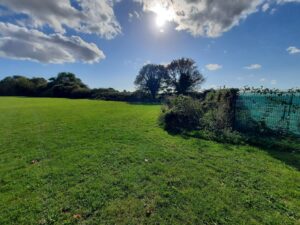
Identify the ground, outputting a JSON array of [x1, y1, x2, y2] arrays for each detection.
[[0, 97, 299, 225]]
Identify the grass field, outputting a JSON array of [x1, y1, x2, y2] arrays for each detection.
[[0, 97, 299, 225]]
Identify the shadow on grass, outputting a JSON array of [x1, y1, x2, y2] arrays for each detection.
[[245, 135, 300, 170], [178, 130, 300, 171]]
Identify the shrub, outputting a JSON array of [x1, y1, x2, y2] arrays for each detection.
[[91, 89, 156, 103], [70, 88, 91, 99], [191, 129, 244, 145], [159, 89, 238, 134], [159, 95, 203, 133], [200, 89, 238, 131]]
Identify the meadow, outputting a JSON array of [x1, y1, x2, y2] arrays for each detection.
[[0, 97, 299, 225]]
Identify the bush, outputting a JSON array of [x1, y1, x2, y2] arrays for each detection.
[[159, 89, 238, 134], [91, 89, 156, 103], [159, 95, 203, 133], [70, 88, 91, 99], [200, 89, 238, 131], [191, 129, 244, 145]]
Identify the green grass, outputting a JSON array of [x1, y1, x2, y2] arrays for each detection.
[[0, 97, 299, 225]]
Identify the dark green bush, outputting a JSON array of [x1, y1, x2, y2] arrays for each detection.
[[191, 129, 244, 145], [70, 88, 91, 99], [159, 89, 238, 134], [91, 88, 152, 102], [200, 89, 238, 131], [159, 95, 203, 133]]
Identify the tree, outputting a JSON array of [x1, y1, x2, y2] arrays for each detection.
[[47, 72, 90, 98], [30, 77, 47, 96], [166, 58, 205, 95], [0, 76, 36, 96], [134, 64, 167, 99]]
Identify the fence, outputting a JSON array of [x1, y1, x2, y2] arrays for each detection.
[[234, 92, 300, 136]]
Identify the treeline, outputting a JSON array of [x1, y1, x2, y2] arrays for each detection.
[[0, 73, 156, 101], [0, 58, 206, 101], [0, 73, 88, 98]]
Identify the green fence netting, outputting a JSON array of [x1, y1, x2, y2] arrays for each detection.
[[235, 92, 300, 136]]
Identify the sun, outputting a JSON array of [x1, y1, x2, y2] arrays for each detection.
[[156, 14, 167, 27], [151, 3, 174, 28]]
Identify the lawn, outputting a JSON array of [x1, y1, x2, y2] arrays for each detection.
[[0, 97, 299, 225]]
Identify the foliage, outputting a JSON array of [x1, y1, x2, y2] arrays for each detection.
[[189, 129, 245, 145], [241, 86, 300, 95], [91, 88, 126, 100], [160, 89, 238, 134], [47, 72, 90, 98], [0, 97, 299, 225], [166, 58, 205, 95], [134, 64, 168, 99], [200, 88, 238, 131], [0, 57, 207, 102], [0, 75, 47, 96], [159, 95, 203, 133], [70, 88, 92, 99], [0, 73, 90, 98], [91, 88, 154, 102]]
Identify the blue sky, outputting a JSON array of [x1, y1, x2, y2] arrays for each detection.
[[0, 0, 299, 91]]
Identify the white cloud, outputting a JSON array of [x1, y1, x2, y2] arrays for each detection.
[[287, 46, 300, 54], [129, 12, 134, 21], [0, 0, 299, 64], [244, 64, 262, 70], [134, 0, 263, 37], [206, 64, 222, 71], [0, 22, 104, 64], [262, 3, 270, 11], [270, 8, 277, 14], [129, 11, 140, 21], [277, 0, 300, 4], [134, 11, 141, 19], [134, 0, 300, 37], [0, 0, 118, 63], [0, 0, 121, 39]]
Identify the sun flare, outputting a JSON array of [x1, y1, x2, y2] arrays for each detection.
[[151, 3, 174, 28]]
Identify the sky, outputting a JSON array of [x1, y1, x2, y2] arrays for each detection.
[[0, 0, 299, 91]]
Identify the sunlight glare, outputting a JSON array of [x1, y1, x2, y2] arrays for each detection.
[[152, 3, 174, 28]]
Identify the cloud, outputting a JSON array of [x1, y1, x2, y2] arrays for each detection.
[[262, 3, 270, 12], [277, 0, 300, 4], [287, 46, 300, 54], [206, 64, 222, 71], [134, 0, 300, 37], [244, 64, 262, 70], [129, 11, 140, 21], [0, 0, 121, 39], [134, 0, 263, 37], [0, 0, 299, 64], [0, 22, 104, 64], [0, 0, 117, 63]]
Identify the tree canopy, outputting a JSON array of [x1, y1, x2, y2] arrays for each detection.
[[47, 72, 89, 98], [0, 76, 47, 96], [134, 64, 168, 99], [166, 58, 205, 94]]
